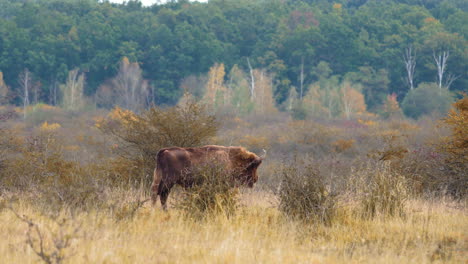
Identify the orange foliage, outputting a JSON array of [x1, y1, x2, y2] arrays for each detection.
[[40, 121, 61, 131], [441, 95, 468, 166], [382, 93, 403, 119], [424, 17, 437, 24], [332, 139, 355, 153], [239, 135, 269, 152], [333, 3, 342, 9]]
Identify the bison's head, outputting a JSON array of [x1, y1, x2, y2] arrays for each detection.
[[231, 148, 265, 188], [244, 157, 263, 187]]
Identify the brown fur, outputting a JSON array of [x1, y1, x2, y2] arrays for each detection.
[[151, 145, 263, 209]]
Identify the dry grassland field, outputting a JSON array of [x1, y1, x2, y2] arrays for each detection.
[[1, 190, 467, 264], [0, 97, 467, 264]]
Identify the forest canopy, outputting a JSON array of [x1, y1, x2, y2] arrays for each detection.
[[0, 0, 466, 114]]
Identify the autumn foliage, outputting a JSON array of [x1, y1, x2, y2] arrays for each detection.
[[97, 100, 219, 187], [439, 95, 468, 196]]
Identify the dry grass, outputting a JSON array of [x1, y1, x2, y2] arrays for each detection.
[[1, 191, 466, 264]]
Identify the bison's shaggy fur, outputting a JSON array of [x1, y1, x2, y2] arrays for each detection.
[[151, 145, 263, 209]]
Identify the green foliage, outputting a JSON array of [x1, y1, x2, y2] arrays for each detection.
[[0, 0, 465, 108], [401, 82, 454, 119]]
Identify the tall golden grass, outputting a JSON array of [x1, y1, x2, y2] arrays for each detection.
[[1, 189, 466, 264]]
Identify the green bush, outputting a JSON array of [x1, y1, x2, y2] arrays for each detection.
[[402, 83, 454, 119]]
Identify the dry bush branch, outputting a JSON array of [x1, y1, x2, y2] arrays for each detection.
[[8, 204, 81, 264]]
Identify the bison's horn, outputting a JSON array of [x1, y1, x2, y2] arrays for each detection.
[[260, 149, 267, 159]]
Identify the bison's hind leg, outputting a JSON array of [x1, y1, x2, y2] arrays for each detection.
[[151, 168, 162, 206], [158, 182, 173, 211]]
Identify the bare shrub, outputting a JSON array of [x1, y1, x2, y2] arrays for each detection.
[[9, 205, 81, 264], [351, 163, 409, 219], [176, 164, 239, 220], [0, 126, 106, 212], [277, 158, 336, 225]]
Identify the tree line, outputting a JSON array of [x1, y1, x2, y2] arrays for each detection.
[[0, 0, 466, 117]]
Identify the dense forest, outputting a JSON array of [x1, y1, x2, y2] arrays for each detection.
[[0, 0, 466, 116]]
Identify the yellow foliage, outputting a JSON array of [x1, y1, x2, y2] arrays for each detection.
[[65, 145, 80, 152], [332, 139, 355, 153], [388, 120, 420, 132], [36, 104, 58, 111], [39, 121, 61, 131], [204, 63, 227, 109], [233, 117, 251, 128], [358, 119, 377, 126], [239, 135, 269, 150], [333, 3, 342, 9], [97, 107, 139, 128], [378, 129, 401, 139]]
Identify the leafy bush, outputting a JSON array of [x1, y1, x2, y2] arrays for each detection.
[[97, 100, 218, 187], [401, 83, 454, 119], [277, 159, 336, 225], [176, 164, 239, 220]]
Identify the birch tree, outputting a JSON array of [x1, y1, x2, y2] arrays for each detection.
[[246, 58, 255, 100], [203, 63, 227, 110], [228, 65, 253, 115], [0, 72, 9, 104], [252, 69, 277, 115], [433, 50, 449, 91], [340, 82, 366, 120], [60, 68, 85, 111], [302, 83, 326, 118], [112, 57, 149, 111], [403, 45, 416, 91], [18, 69, 31, 119], [299, 57, 305, 100], [284, 86, 298, 113]]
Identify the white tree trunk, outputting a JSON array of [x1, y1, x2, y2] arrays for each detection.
[[247, 58, 255, 100], [300, 57, 305, 100], [19, 69, 31, 119], [403, 45, 416, 91], [433, 50, 449, 91]]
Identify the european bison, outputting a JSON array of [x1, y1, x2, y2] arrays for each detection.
[[151, 145, 264, 209]]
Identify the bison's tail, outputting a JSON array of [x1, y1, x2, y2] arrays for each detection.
[[151, 149, 166, 206]]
